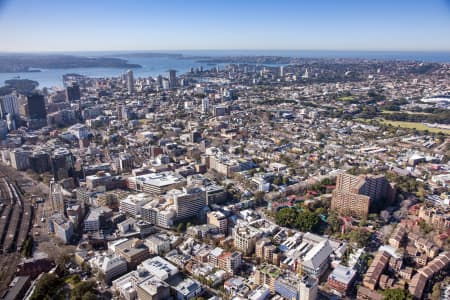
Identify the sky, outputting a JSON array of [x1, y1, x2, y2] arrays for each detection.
[[0, 0, 450, 52]]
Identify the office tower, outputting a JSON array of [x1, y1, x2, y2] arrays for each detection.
[[51, 148, 75, 181], [29, 150, 51, 173], [168, 69, 177, 88], [66, 83, 81, 101], [126, 70, 134, 94], [157, 75, 163, 87], [118, 152, 133, 172], [279, 65, 284, 77], [50, 179, 66, 216], [172, 187, 206, 220], [162, 78, 170, 90], [21, 93, 47, 120], [201, 98, 209, 114], [331, 173, 396, 217], [0, 95, 19, 118], [19, 93, 47, 129], [303, 68, 309, 79]]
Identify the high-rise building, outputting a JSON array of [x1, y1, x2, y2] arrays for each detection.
[[168, 69, 177, 88], [25, 93, 47, 120], [126, 70, 134, 94], [171, 187, 206, 220], [302, 68, 309, 79], [0, 95, 19, 118], [66, 83, 81, 101], [50, 179, 66, 216], [29, 150, 51, 173], [331, 173, 396, 217], [161, 78, 170, 90], [118, 152, 133, 172], [51, 148, 75, 181], [279, 65, 284, 77], [201, 98, 209, 114]]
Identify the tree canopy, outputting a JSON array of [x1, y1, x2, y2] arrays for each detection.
[[275, 207, 321, 233]]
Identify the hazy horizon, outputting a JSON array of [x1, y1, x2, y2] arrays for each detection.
[[1, 0, 450, 52]]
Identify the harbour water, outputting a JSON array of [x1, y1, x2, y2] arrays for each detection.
[[1, 50, 449, 89]]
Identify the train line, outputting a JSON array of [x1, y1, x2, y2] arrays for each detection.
[[0, 164, 39, 295], [3, 202, 22, 253], [0, 205, 12, 250], [16, 204, 33, 252]]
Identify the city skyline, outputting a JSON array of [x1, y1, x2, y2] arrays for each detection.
[[1, 0, 450, 52]]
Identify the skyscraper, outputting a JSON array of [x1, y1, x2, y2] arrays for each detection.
[[169, 69, 177, 88], [0, 94, 19, 118], [126, 70, 134, 94], [51, 148, 75, 181], [302, 68, 309, 79], [26, 93, 47, 120], [279, 65, 284, 77], [66, 83, 81, 101], [201, 98, 209, 114]]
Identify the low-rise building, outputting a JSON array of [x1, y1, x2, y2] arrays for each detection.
[[136, 276, 170, 300], [233, 225, 261, 255], [327, 264, 357, 295], [362, 251, 390, 291], [115, 239, 151, 269], [90, 254, 127, 283], [207, 211, 228, 234]]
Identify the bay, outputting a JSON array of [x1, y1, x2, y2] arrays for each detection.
[[1, 50, 449, 89]]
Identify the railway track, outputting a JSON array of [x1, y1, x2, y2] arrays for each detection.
[[0, 253, 20, 296], [0, 205, 12, 250], [0, 164, 39, 295], [16, 204, 33, 252], [3, 201, 22, 253]]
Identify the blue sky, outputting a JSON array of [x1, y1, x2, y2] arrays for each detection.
[[0, 0, 450, 52]]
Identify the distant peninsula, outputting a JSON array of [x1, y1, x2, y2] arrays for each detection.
[[0, 78, 39, 96], [0, 54, 142, 73], [109, 52, 184, 58], [196, 56, 296, 64]]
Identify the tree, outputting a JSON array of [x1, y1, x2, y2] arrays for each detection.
[[382, 288, 412, 300], [70, 280, 97, 300], [294, 210, 320, 232], [430, 283, 441, 300], [81, 292, 97, 300], [275, 207, 320, 233], [349, 227, 372, 248], [176, 222, 185, 233], [30, 273, 63, 300], [326, 212, 342, 234], [418, 219, 433, 234]]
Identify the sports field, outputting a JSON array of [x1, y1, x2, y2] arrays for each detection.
[[379, 119, 450, 134]]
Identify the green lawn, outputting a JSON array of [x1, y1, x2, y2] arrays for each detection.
[[381, 110, 431, 115], [379, 119, 450, 134]]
